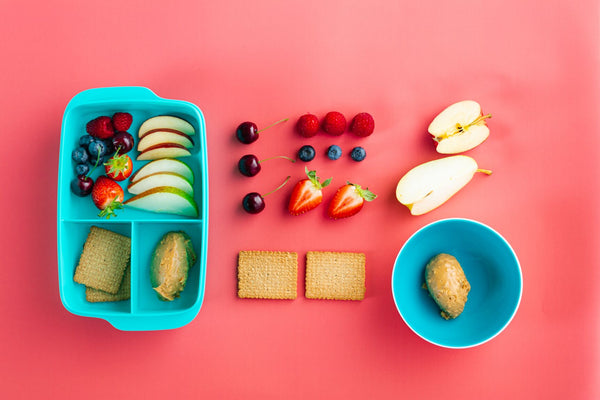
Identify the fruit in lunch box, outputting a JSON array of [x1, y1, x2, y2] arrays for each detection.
[[124, 187, 198, 217], [111, 112, 133, 132], [425, 253, 470, 320], [297, 145, 316, 162], [104, 151, 133, 181], [238, 154, 295, 177], [428, 100, 491, 154], [350, 146, 366, 162], [72, 146, 90, 164], [242, 176, 290, 214], [129, 158, 194, 184], [326, 145, 342, 160], [296, 114, 320, 137], [79, 134, 95, 148], [136, 143, 192, 161], [150, 231, 196, 301], [128, 172, 194, 196], [92, 176, 124, 219], [288, 168, 331, 215], [395, 155, 492, 215], [327, 183, 376, 219], [86, 116, 115, 139], [75, 163, 90, 176], [138, 116, 195, 139], [236, 118, 289, 144], [321, 111, 346, 136], [349, 112, 375, 137], [137, 129, 194, 152], [70, 174, 94, 197], [112, 131, 135, 153], [87, 140, 109, 163]]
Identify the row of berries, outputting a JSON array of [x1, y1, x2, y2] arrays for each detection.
[[297, 145, 366, 162], [297, 112, 374, 137]]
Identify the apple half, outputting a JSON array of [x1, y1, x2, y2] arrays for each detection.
[[137, 143, 192, 161], [127, 172, 194, 196], [137, 130, 194, 152], [129, 158, 194, 184], [428, 100, 491, 154], [124, 186, 198, 217], [138, 116, 195, 139], [395, 155, 491, 215]]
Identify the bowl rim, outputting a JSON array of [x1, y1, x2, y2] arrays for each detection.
[[391, 217, 523, 349]]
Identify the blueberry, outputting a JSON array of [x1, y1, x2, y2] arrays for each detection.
[[87, 140, 107, 165], [327, 145, 342, 160], [298, 145, 316, 162], [350, 146, 366, 162], [71, 146, 89, 164], [79, 135, 94, 148], [75, 163, 90, 176]]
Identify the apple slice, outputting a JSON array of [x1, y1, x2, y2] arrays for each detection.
[[128, 172, 194, 196], [137, 130, 194, 152], [138, 116, 195, 139], [137, 143, 192, 161], [428, 100, 491, 154], [124, 186, 198, 217], [395, 155, 491, 215], [129, 158, 194, 184]]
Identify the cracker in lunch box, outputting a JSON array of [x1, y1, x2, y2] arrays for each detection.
[[305, 251, 365, 300], [74, 226, 131, 294], [237, 251, 297, 299], [85, 265, 131, 302]]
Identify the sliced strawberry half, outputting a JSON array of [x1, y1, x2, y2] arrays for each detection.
[[288, 167, 332, 215], [327, 183, 376, 219]]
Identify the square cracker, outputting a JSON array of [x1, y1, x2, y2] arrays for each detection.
[[305, 251, 365, 300], [74, 226, 131, 294], [85, 265, 131, 302], [237, 251, 297, 299]]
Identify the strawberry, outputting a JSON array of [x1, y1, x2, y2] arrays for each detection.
[[321, 111, 346, 136], [350, 112, 375, 137], [296, 114, 320, 137], [103, 151, 133, 181], [86, 116, 115, 139], [288, 167, 332, 215], [92, 176, 124, 219], [112, 112, 133, 132], [327, 183, 376, 219]]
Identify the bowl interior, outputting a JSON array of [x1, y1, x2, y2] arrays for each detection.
[[392, 219, 522, 348]]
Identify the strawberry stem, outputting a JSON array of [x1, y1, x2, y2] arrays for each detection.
[[263, 176, 291, 197], [259, 155, 296, 164], [257, 118, 289, 133]]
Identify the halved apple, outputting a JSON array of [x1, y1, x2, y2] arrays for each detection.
[[395, 155, 491, 215], [124, 186, 198, 217], [128, 172, 194, 196], [137, 143, 192, 161], [138, 115, 195, 139], [137, 130, 194, 152], [428, 100, 491, 154], [129, 158, 194, 184]]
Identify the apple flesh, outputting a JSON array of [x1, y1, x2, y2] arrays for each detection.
[[137, 130, 194, 152], [137, 143, 192, 161], [428, 100, 491, 154], [124, 186, 198, 217], [395, 155, 491, 215], [129, 158, 194, 184], [138, 116, 195, 139], [127, 172, 194, 196]]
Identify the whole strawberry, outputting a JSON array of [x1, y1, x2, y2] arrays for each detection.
[[112, 112, 133, 132], [296, 114, 320, 137], [92, 176, 124, 219], [288, 167, 332, 215], [86, 116, 115, 139], [350, 113, 375, 137], [104, 151, 133, 181], [321, 111, 346, 136]]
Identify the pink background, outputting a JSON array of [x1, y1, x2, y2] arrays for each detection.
[[1, 0, 599, 398]]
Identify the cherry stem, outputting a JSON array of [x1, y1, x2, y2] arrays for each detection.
[[259, 155, 296, 164], [262, 176, 291, 198], [257, 118, 289, 133], [86, 152, 102, 178], [477, 168, 493, 175]]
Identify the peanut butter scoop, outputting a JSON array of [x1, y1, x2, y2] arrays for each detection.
[[425, 253, 470, 320]]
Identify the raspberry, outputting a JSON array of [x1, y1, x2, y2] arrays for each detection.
[[350, 113, 375, 137], [86, 116, 115, 139], [296, 114, 320, 137], [112, 112, 133, 132], [321, 111, 346, 136]]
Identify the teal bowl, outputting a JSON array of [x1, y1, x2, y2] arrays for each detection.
[[57, 87, 209, 330], [391, 218, 522, 348]]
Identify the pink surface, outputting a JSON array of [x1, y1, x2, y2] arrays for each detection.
[[1, 0, 599, 398]]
